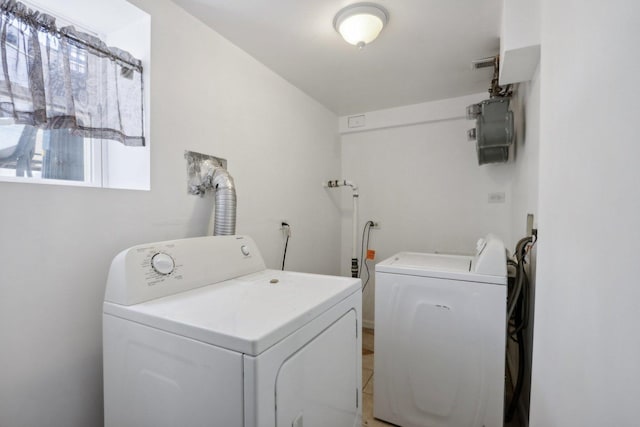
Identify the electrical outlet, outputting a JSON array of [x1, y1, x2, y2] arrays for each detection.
[[488, 192, 506, 203], [280, 220, 291, 237], [370, 221, 380, 229]]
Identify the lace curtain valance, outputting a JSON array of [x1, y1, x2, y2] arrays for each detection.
[[0, 0, 144, 146]]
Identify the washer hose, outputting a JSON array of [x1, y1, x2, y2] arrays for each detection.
[[505, 235, 534, 423]]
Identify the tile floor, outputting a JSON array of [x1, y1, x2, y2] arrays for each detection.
[[361, 328, 394, 426], [361, 328, 523, 427]]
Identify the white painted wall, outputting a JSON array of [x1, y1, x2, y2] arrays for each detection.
[[0, 0, 341, 426], [340, 94, 517, 327], [510, 66, 540, 242], [499, 0, 541, 85], [530, 1, 640, 426], [507, 65, 540, 421]]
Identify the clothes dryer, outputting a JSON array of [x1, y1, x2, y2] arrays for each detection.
[[374, 235, 507, 427], [103, 235, 362, 427]]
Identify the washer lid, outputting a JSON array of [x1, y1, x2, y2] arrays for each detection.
[[376, 251, 506, 285], [376, 235, 507, 285], [381, 252, 472, 273], [103, 269, 360, 356]]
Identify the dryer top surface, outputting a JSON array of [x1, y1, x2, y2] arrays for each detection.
[[104, 269, 360, 356]]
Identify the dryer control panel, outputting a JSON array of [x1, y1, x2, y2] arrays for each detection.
[[104, 235, 266, 305]]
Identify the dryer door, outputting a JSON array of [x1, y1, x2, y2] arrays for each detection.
[[275, 310, 359, 427]]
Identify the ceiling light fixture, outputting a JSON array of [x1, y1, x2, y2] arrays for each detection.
[[333, 3, 389, 49]]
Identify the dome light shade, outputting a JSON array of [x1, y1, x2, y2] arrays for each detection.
[[334, 3, 389, 48]]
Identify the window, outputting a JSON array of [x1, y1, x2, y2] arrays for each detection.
[[0, 0, 150, 190]]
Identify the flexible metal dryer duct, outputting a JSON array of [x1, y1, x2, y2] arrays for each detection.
[[212, 168, 236, 236], [183, 151, 237, 236]]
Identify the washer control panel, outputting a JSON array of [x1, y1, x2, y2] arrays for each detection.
[[472, 234, 507, 277]]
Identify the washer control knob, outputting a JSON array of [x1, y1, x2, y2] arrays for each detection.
[[151, 252, 175, 275], [240, 245, 250, 256]]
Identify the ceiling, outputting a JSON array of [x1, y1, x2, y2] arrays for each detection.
[[171, 0, 503, 116]]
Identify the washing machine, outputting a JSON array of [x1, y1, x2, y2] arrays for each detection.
[[373, 235, 507, 427], [103, 235, 362, 427]]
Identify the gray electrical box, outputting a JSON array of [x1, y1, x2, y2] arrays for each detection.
[[466, 98, 514, 165]]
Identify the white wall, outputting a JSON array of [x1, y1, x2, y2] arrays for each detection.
[[510, 66, 540, 241], [530, 1, 640, 426], [0, 1, 341, 426], [507, 65, 540, 421], [340, 94, 517, 327]]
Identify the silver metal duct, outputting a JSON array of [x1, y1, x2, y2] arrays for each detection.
[[183, 151, 237, 236], [212, 168, 236, 236]]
